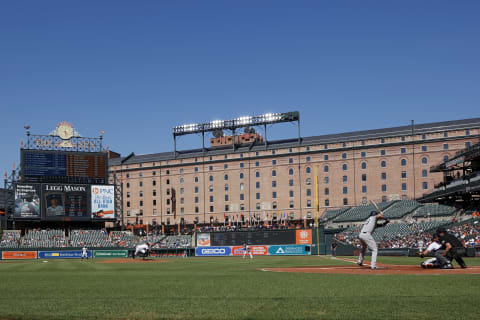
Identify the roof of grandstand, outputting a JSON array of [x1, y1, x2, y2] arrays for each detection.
[[431, 141, 480, 172], [109, 117, 480, 165]]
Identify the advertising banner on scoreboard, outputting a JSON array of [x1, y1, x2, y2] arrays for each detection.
[[38, 250, 92, 259], [14, 183, 41, 219], [231, 246, 269, 256], [195, 246, 231, 256], [91, 185, 115, 219], [94, 250, 128, 258], [2, 251, 38, 259], [268, 245, 311, 256], [42, 184, 90, 221]]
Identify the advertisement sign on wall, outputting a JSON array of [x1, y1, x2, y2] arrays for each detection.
[[94, 250, 128, 258], [91, 185, 115, 219], [231, 246, 269, 256], [268, 245, 310, 256], [38, 250, 92, 259], [195, 246, 231, 256], [296, 230, 312, 244], [2, 251, 38, 259], [197, 233, 211, 247]]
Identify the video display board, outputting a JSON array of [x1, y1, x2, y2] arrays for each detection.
[[42, 184, 90, 221], [14, 183, 115, 221], [210, 230, 296, 246], [21, 150, 107, 184], [14, 183, 41, 219]]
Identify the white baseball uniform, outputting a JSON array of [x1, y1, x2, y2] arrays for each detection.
[[135, 244, 149, 257], [243, 245, 253, 259], [81, 246, 88, 259], [357, 214, 380, 269]]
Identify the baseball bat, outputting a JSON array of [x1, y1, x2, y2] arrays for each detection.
[[370, 200, 383, 214]]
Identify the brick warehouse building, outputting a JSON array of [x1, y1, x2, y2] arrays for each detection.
[[108, 118, 480, 227]]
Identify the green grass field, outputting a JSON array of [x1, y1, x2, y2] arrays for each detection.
[[0, 256, 479, 320]]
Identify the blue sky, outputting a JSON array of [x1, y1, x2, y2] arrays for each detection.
[[1, 1, 479, 175]]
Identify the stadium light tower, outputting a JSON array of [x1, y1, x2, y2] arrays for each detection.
[[172, 111, 300, 156]]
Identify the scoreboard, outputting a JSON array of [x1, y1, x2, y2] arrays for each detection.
[[21, 150, 107, 184], [14, 183, 115, 221]]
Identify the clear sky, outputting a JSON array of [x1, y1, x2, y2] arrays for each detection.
[[1, 1, 479, 176]]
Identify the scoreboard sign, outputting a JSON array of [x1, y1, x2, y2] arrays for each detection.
[[21, 150, 107, 184], [42, 184, 89, 221], [91, 185, 115, 219]]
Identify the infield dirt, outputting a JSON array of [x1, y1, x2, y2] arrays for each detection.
[[261, 265, 480, 275]]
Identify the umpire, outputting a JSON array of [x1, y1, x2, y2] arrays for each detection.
[[435, 227, 467, 269]]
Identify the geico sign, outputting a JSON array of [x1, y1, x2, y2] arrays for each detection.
[[202, 248, 226, 254]]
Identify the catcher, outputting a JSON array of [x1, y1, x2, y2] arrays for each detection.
[[418, 235, 449, 269]]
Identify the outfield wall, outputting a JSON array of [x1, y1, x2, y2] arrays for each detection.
[[195, 245, 311, 256], [0, 249, 128, 260], [195, 229, 315, 256]]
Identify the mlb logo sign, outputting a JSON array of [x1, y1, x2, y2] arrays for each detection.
[[296, 229, 312, 244]]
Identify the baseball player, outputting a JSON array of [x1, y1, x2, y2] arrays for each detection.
[[436, 227, 467, 269], [81, 245, 89, 260], [418, 235, 447, 269], [133, 242, 150, 259], [357, 210, 389, 270], [243, 243, 253, 259], [331, 240, 338, 258]]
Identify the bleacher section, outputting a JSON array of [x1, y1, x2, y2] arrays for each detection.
[[412, 204, 457, 218], [322, 208, 351, 220], [372, 221, 447, 242], [337, 220, 450, 247], [22, 229, 67, 248], [383, 200, 420, 219], [0, 229, 194, 249], [334, 201, 396, 223], [0, 230, 21, 248], [70, 229, 112, 247], [161, 235, 191, 248], [110, 231, 136, 247]]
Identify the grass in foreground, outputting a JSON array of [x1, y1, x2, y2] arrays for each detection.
[[0, 256, 479, 320]]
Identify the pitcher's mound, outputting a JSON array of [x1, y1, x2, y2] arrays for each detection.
[[98, 258, 170, 264]]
